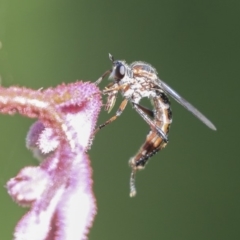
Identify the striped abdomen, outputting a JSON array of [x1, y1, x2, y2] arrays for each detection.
[[129, 90, 172, 169]]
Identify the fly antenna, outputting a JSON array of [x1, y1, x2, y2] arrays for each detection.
[[109, 53, 114, 62]]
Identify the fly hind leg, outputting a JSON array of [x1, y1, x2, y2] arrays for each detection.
[[132, 102, 168, 143]]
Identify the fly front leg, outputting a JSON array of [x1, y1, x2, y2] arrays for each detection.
[[103, 83, 128, 112], [102, 84, 128, 94], [132, 102, 168, 143], [105, 92, 117, 113], [95, 70, 111, 85], [94, 98, 128, 134]]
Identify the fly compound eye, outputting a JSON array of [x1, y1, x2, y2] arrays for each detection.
[[115, 63, 125, 80]]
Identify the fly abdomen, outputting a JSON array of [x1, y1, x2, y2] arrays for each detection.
[[133, 131, 166, 168], [129, 93, 172, 169]]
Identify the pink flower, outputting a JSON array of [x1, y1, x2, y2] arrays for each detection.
[[2, 81, 101, 240]]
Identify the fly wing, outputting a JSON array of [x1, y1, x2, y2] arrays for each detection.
[[159, 79, 216, 130]]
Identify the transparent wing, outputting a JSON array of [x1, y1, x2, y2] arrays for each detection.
[[159, 79, 216, 130]]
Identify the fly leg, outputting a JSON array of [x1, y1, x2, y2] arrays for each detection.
[[132, 102, 168, 143], [95, 70, 111, 85], [94, 98, 128, 135], [94, 84, 129, 134], [100, 82, 118, 113]]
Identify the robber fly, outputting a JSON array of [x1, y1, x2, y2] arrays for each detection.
[[95, 54, 216, 197]]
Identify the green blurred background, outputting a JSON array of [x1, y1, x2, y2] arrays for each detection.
[[0, 1, 239, 239]]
